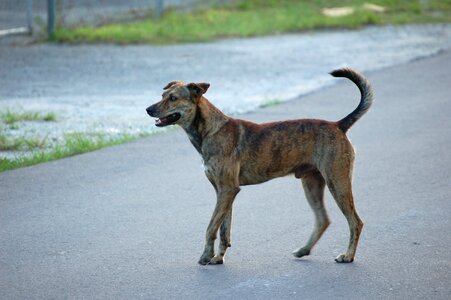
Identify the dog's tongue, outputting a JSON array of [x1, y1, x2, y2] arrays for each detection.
[[155, 117, 167, 125]]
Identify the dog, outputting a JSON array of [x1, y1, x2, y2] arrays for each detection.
[[146, 68, 373, 265]]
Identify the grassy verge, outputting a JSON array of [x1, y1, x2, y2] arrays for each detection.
[[0, 109, 157, 172], [0, 134, 48, 151], [0, 132, 146, 172], [1, 109, 56, 124], [53, 0, 451, 44], [0, 109, 56, 152]]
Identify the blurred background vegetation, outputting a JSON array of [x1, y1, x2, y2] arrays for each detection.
[[51, 0, 451, 44]]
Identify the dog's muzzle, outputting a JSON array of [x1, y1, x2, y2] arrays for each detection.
[[146, 105, 181, 127], [154, 113, 181, 127]]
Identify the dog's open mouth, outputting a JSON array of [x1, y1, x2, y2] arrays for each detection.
[[155, 113, 181, 127]]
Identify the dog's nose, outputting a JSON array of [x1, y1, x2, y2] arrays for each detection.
[[146, 106, 154, 116]]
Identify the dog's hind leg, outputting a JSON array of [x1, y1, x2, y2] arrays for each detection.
[[325, 171, 363, 263], [293, 171, 330, 258]]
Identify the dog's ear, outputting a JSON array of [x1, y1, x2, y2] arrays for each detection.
[[163, 81, 183, 90], [187, 82, 210, 99]]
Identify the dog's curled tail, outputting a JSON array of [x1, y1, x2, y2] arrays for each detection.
[[330, 68, 374, 133]]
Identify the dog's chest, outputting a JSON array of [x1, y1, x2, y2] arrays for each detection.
[[202, 160, 213, 175]]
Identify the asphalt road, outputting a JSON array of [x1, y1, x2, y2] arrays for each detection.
[[1, 50, 451, 299]]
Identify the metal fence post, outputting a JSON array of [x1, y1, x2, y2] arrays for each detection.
[[26, 0, 33, 34], [47, 0, 55, 38], [156, 0, 164, 19]]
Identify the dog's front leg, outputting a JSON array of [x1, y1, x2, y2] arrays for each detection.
[[209, 207, 233, 265], [198, 187, 239, 265]]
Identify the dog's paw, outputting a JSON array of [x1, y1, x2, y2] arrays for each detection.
[[293, 247, 310, 258], [334, 253, 354, 263], [209, 255, 224, 265], [198, 253, 214, 265]]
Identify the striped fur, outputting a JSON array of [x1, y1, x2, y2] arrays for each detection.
[[330, 68, 374, 133]]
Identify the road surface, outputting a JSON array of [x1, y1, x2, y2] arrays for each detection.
[[1, 50, 450, 299]]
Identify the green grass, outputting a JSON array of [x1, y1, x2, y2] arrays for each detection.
[[0, 107, 170, 172], [0, 109, 56, 152], [0, 132, 145, 172], [0, 134, 48, 151], [1, 110, 56, 124], [259, 98, 284, 108], [53, 0, 451, 44], [0, 134, 26, 151]]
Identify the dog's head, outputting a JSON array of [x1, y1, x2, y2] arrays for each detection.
[[146, 81, 210, 128]]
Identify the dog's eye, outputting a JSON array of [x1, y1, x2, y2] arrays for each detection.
[[170, 95, 177, 101]]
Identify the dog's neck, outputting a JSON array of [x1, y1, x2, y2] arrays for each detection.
[[183, 97, 228, 154]]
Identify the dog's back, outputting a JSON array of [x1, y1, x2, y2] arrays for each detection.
[[227, 68, 373, 186]]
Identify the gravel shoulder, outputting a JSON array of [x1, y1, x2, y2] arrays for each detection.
[[1, 24, 451, 160]]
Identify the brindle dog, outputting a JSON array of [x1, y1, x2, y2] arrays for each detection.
[[146, 68, 373, 265]]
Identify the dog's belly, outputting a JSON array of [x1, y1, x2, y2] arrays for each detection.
[[235, 121, 324, 185], [237, 144, 315, 186], [238, 163, 298, 186]]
